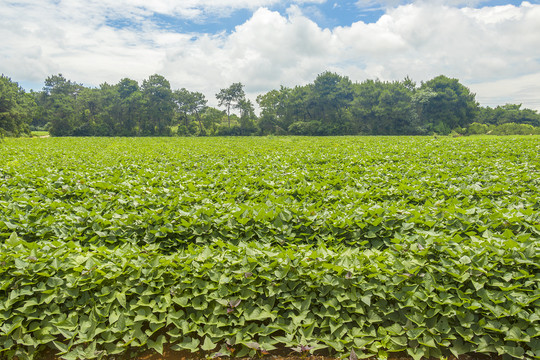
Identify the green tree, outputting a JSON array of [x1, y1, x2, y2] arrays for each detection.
[[310, 71, 354, 134], [40, 74, 83, 136], [0, 75, 35, 136], [174, 88, 208, 134], [256, 88, 284, 118], [237, 98, 257, 134], [216, 83, 245, 128], [410, 87, 437, 134], [257, 88, 288, 134], [477, 104, 540, 127], [72, 87, 103, 136], [257, 86, 303, 134], [141, 74, 174, 135], [97, 83, 122, 136], [420, 75, 478, 134], [286, 85, 313, 128], [116, 78, 142, 136], [372, 81, 414, 135], [349, 80, 382, 134], [201, 107, 225, 135]]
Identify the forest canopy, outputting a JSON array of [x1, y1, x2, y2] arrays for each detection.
[[1, 72, 539, 137]]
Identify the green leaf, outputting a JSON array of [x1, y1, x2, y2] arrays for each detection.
[[201, 336, 217, 351], [52, 341, 71, 354], [407, 347, 425, 360], [450, 338, 471, 357], [171, 337, 200, 353], [148, 335, 166, 355], [117, 292, 126, 308], [501, 345, 525, 358], [361, 295, 372, 306], [6, 232, 20, 246]]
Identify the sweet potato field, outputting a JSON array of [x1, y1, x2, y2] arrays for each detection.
[[1, 136, 539, 360]]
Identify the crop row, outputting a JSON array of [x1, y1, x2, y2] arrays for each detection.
[[1, 232, 539, 360], [1, 136, 539, 359], [1, 137, 539, 251]]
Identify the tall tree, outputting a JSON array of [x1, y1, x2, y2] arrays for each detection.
[[287, 85, 312, 125], [477, 104, 540, 127], [347, 80, 417, 135], [310, 71, 354, 133], [174, 88, 207, 134], [72, 86, 103, 136], [349, 79, 383, 134], [372, 81, 414, 135], [116, 78, 142, 136], [410, 87, 437, 134], [43, 74, 82, 97], [141, 74, 174, 135], [40, 74, 83, 136], [201, 107, 225, 135], [237, 98, 257, 133], [420, 75, 478, 134], [0, 75, 35, 136], [96, 83, 121, 136], [216, 83, 245, 128], [256, 86, 297, 133]]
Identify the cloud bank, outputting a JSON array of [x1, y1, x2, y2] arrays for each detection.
[[1, 0, 539, 110]]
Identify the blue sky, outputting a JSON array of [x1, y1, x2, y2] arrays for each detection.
[[106, 1, 383, 34], [99, 2, 375, 42], [107, 0, 536, 33], [1, 0, 540, 110], [186, 1, 381, 32]]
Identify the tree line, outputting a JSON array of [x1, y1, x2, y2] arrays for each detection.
[[1, 72, 539, 137]]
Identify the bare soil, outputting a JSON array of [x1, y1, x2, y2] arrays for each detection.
[[36, 346, 503, 360]]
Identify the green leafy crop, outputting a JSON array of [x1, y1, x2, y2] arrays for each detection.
[[0, 136, 539, 359]]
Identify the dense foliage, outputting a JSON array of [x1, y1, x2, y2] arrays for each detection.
[[0, 75, 36, 137], [2, 72, 539, 137], [2, 234, 538, 360], [1, 136, 539, 359], [1, 137, 539, 251]]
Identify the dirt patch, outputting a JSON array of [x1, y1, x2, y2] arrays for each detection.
[[35, 346, 503, 360]]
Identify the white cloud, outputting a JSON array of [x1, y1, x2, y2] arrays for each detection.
[[0, 0, 539, 110], [52, 0, 327, 22], [355, 0, 498, 9], [469, 71, 540, 109], [160, 7, 335, 100]]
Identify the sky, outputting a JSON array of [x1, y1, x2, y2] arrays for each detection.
[[1, 0, 540, 111]]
